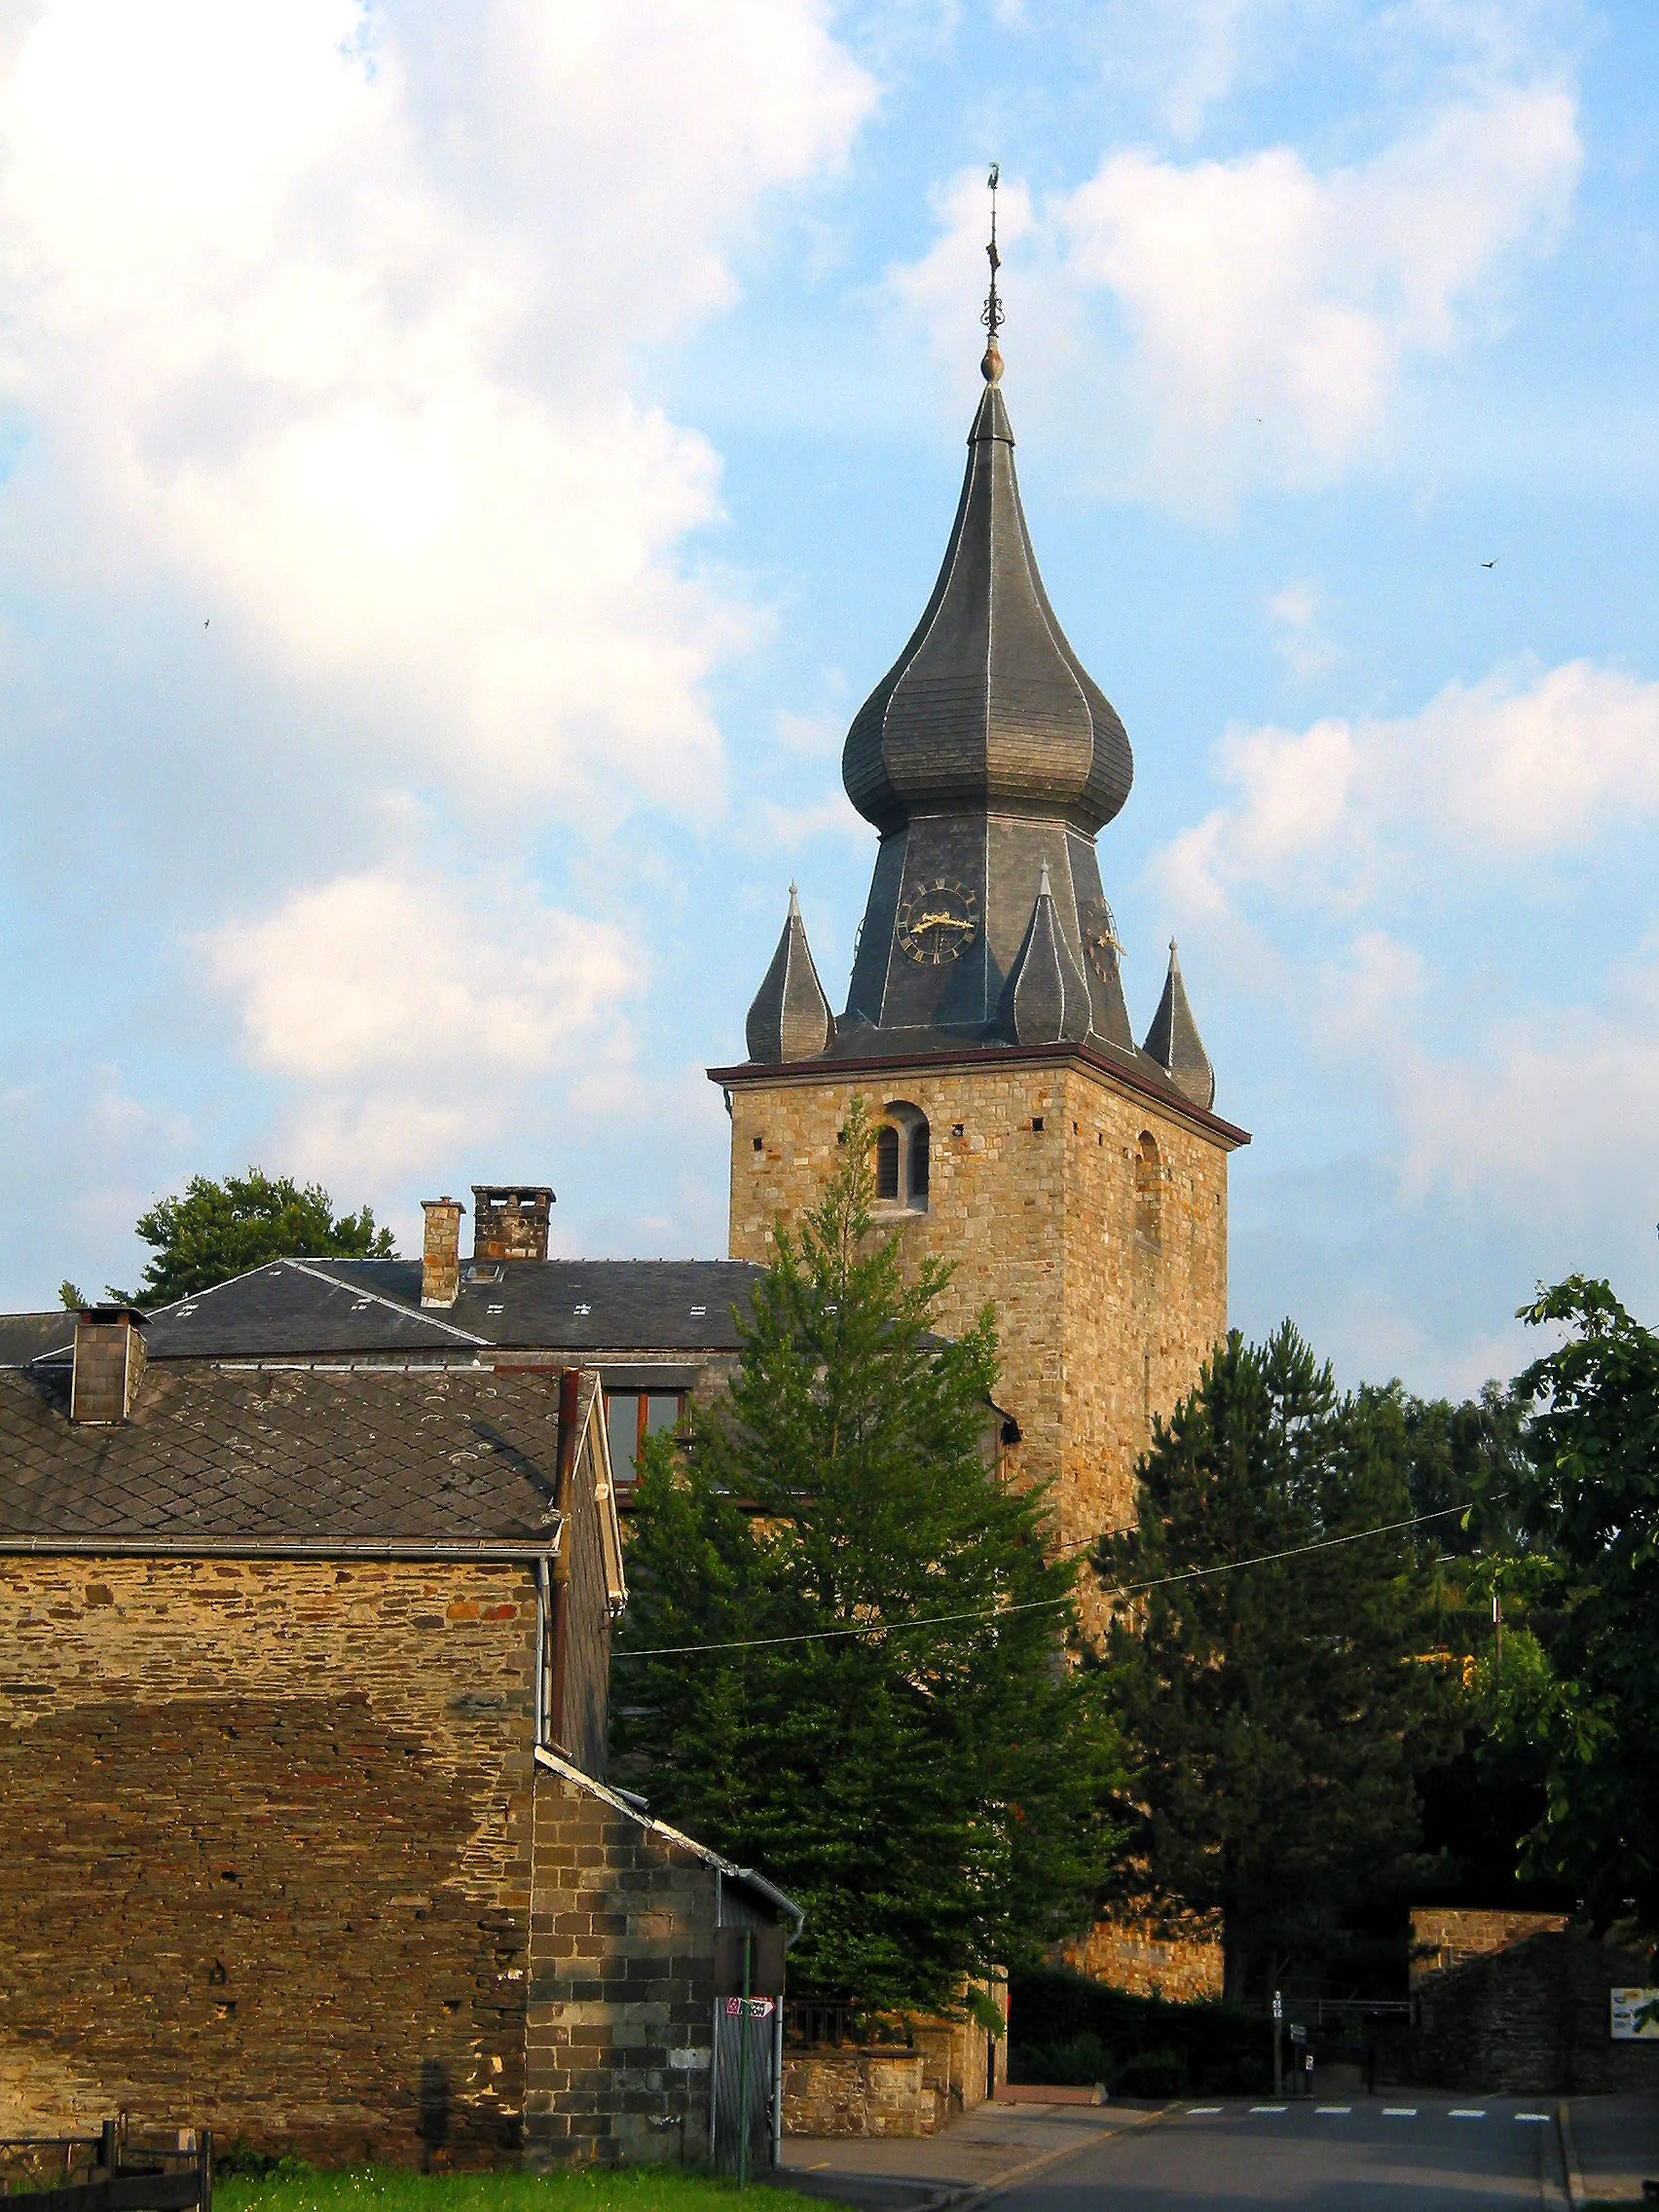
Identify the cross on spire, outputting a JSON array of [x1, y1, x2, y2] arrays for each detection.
[[980, 163, 1004, 385]]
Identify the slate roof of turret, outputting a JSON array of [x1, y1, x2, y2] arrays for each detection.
[[841, 386, 1132, 838], [746, 886, 833, 1064], [1143, 941, 1216, 1112]]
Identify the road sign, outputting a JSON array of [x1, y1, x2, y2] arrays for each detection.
[[1289, 2023, 1307, 2045], [1272, 1992, 1283, 2021], [725, 1996, 776, 2019], [1610, 1988, 1659, 2041]]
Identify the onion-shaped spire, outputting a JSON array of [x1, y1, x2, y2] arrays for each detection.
[[1143, 940, 1215, 1110], [841, 380, 1131, 839], [745, 886, 832, 1064]]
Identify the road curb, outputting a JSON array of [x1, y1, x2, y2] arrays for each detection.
[[1557, 2101, 1586, 2212], [924, 2104, 1173, 2212]]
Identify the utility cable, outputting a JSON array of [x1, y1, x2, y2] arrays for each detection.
[[612, 1496, 1483, 1661]]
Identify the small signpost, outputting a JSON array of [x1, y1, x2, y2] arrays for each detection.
[[1272, 1991, 1283, 2098]]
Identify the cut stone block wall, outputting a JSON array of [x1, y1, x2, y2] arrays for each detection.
[[524, 1757, 721, 2166], [0, 1555, 539, 2163]]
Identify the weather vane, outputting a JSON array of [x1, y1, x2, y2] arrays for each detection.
[[980, 162, 1003, 385]]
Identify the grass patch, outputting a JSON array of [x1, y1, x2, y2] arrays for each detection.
[[215, 2167, 827, 2212]]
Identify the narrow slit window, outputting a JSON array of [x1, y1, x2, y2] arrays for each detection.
[[909, 1122, 930, 1199]]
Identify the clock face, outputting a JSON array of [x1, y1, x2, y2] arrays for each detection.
[[1085, 904, 1124, 982], [898, 879, 979, 966]]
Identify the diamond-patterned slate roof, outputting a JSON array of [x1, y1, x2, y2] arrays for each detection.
[[0, 1363, 567, 1548]]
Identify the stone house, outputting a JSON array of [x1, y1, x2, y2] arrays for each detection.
[[0, 1306, 798, 2167]]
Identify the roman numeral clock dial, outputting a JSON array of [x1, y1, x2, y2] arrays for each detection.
[[898, 880, 979, 966]]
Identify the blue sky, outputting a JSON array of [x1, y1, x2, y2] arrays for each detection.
[[1, 0, 1656, 1395]]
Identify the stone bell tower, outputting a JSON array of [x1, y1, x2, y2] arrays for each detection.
[[708, 267, 1248, 1565]]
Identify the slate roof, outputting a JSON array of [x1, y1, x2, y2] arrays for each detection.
[[0, 1312, 75, 1367], [842, 384, 1131, 839], [746, 886, 833, 1065], [12, 1255, 768, 1367], [0, 1361, 568, 1552]]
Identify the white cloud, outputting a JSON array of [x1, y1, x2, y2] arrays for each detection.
[[0, 0, 875, 815], [1155, 657, 1659, 920], [1268, 579, 1342, 684], [205, 867, 639, 1180], [891, 81, 1578, 510]]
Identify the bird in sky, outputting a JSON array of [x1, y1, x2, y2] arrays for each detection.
[[1481, 560, 1497, 569]]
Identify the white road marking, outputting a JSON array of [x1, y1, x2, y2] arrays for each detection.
[[1516, 2113, 1551, 2122], [1383, 2107, 1418, 2117], [1250, 2105, 1288, 2115], [1186, 2107, 1223, 2116], [1315, 2105, 1350, 2115], [1450, 2109, 1487, 2119]]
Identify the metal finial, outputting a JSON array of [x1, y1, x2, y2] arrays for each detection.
[[980, 163, 1004, 384]]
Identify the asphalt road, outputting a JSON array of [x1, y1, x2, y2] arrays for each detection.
[[1012, 2096, 1560, 2212]]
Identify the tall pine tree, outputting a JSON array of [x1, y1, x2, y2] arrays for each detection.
[[611, 1100, 1124, 2012], [1098, 1323, 1452, 2005]]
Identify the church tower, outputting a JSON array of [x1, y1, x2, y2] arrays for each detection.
[[709, 220, 1248, 1563]]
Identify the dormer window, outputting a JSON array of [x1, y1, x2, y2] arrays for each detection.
[[873, 1102, 930, 1214]]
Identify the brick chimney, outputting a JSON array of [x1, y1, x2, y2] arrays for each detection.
[[421, 1197, 464, 1308], [71, 1306, 148, 1424], [472, 1185, 554, 1263]]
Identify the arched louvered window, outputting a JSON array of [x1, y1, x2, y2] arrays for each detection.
[[875, 1124, 901, 1201], [873, 1102, 929, 1213]]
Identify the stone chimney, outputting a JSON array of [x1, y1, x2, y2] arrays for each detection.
[[472, 1185, 554, 1264], [421, 1197, 464, 1308], [71, 1306, 148, 1424]]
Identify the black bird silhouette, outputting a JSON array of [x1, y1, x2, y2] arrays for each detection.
[[1481, 560, 1497, 569]]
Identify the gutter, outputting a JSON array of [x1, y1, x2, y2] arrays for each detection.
[[0, 1532, 563, 1563]]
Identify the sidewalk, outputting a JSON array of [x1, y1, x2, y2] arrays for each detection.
[[1562, 2094, 1659, 2206], [769, 2096, 1166, 2212]]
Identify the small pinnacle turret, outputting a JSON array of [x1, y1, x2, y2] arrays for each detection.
[[1143, 940, 1215, 1111], [745, 885, 832, 1064], [1008, 861, 1090, 1045]]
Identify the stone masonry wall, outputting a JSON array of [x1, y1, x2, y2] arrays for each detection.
[[525, 1761, 720, 2165], [726, 1060, 1231, 1587], [0, 1556, 539, 2163], [1413, 1924, 1659, 2095], [1060, 1910, 1225, 2004]]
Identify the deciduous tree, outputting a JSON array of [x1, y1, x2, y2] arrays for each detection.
[[121, 1168, 396, 1305]]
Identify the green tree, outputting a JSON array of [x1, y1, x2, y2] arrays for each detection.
[[1098, 1323, 1453, 2007], [1496, 1274, 1659, 1936], [122, 1168, 397, 1305], [611, 1099, 1124, 2012]]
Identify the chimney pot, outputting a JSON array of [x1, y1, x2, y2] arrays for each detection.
[[71, 1306, 148, 1424], [421, 1198, 465, 1308], [471, 1185, 554, 1265]]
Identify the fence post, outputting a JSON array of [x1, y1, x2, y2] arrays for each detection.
[[99, 2124, 117, 2176], [736, 1932, 754, 2191], [200, 2131, 211, 2212]]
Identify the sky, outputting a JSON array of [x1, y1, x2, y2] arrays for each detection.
[[1, 0, 1655, 1397]]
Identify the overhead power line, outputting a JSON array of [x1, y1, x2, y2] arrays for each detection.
[[613, 1497, 1483, 1662]]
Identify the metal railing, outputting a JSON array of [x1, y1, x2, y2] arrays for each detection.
[[783, 2002, 914, 2051]]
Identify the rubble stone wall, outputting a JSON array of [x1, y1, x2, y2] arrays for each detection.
[[0, 1554, 539, 2162]]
